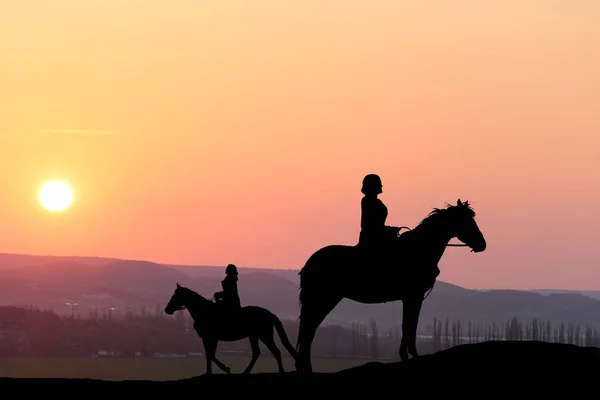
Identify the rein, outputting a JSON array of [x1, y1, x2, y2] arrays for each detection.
[[396, 226, 467, 301], [398, 226, 468, 247], [423, 284, 435, 301]]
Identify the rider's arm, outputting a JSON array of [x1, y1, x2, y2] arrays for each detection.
[[360, 197, 375, 229]]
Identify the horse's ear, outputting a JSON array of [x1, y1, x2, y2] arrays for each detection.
[[176, 282, 181, 289], [457, 199, 462, 206]]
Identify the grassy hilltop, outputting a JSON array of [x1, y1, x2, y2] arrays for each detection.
[[2, 341, 599, 392]]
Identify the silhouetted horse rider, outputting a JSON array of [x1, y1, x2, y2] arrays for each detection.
[[357, 174, 401, 260], [214, 264, 242, 311]]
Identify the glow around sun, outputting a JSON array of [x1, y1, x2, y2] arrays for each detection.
[[39, 181, 73, 212]]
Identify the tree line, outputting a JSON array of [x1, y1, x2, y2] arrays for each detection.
[[430, 316, 600, 352], [1, 306, 599, 359]]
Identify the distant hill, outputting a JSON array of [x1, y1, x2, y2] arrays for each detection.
[[1, 253, 600, 331], [0, 253, 120, 268], [530, 289, 600, 300]]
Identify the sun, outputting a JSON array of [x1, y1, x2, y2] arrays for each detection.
[[39, 181, 73, 212]]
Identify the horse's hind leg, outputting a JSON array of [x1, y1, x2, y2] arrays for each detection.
[[260, 334, 284, 373], [242, 336, 261, 375], [296, 296, 341, 373]]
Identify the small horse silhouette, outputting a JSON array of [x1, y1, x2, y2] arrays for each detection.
[[164, 284, 297, 375], [295, 199, 487, 373]]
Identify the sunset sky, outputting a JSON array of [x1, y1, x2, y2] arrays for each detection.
[[1, 1, 599, 290]]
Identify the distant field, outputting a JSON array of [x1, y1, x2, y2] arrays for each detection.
[[0, 355, 368, 381]]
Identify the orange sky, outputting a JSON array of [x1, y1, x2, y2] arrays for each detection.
[[1, 1, 599, 290]]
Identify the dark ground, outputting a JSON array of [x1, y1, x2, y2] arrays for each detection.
[[2, 341, 598, 392]]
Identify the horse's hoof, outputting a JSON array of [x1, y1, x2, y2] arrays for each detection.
[[399, 350, 409, 361]]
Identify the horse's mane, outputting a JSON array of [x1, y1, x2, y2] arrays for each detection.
[[415, 201, 476, 229]]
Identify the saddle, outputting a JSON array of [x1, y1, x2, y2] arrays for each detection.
[[213, 299, 241, 315], [355, 231, 440, 292], [357, 229, 404, 263], [207, 300, 242, 329]]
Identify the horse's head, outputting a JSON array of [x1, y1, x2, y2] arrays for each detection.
[[164, 283, 188, 315], [445, 199, 486, 253]]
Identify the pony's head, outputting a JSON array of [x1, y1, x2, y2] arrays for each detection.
[[164, 283, 189, 315], [420, 199, 486, 253]]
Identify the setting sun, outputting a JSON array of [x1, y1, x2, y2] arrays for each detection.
[[39, 181, 73, 212]]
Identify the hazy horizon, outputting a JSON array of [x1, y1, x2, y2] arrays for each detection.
[[1, 250, 599, 294], [2, 1, 599, 290]]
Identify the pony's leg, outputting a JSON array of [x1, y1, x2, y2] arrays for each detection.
[[260, 335, 284, 373], [207, 336, 230, 374], [242, 336, 261, 375], [296, 297, 341, 373], [212, 355, 231, 374], [202, 338, 217, 375]]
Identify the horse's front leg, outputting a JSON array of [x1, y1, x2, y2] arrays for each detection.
[[399, 301, 409, 361], [406, 297, 423, 358], [399, 297, 423, 360]]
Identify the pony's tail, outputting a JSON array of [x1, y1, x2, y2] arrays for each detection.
[[295, 302, 304, 354], [272, 314, 298, 361]]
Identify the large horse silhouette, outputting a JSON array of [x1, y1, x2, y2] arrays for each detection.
[[295, 199, 487, 373], [164, 284, 297, 375]]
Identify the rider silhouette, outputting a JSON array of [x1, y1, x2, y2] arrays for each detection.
[[214, 264, 242, 310], [357, 174, 400, 257]]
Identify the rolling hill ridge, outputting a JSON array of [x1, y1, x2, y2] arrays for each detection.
[[1, 253, 599, 331]]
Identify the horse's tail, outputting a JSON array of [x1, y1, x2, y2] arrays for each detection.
[[296, 260, 312, 353], [295, 248, 327, 352], [295, 245, 345, 354], [272, 313, 298, 361], [298, 267, 307, 309], [298, 252, 319, 310]]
